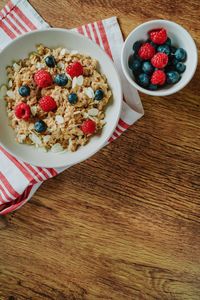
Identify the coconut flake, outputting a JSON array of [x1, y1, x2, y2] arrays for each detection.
[[60, 48, 70, 56], [13, 63, 20, 72], [88, 108, 99, 116], [51, 143, 64, 153], [83, 112, 89, 118], [84, 87, 95, 99], [55, 115, 64, 124], [36, 62, 45, 69], [72, 75, 83, 89], [29, 133, 42, 145], [66, 73, 72, 80], [72, 77, 77, 89], [76, 75, 83, 86], [60, 48, 66, 56], [8, 80, 13, 88], [6, 90, 15, 99], [57, 62, 65, 70], [70, 50, 78, 55], [17, 134, 26, 143], [30, 106, 37, 116], [43, 135, 50, 143]]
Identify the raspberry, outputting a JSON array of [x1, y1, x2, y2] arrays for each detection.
[[81, 119, 96, 135], [149, 28, 167, 45], [151, 52, 168, 68], [138, 43, 155, 60], [34, 70, 53, 88], [15, 102, 31, 121], [151, 70, 166, 85], [39, 96, 57, 112], [66, 61, 83, 78]]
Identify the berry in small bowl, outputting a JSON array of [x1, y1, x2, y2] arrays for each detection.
[[121, 20, 198, 96], [129, 28, 185, 91]]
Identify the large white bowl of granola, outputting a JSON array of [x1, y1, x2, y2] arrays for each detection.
[[0, 29, 122, 168]]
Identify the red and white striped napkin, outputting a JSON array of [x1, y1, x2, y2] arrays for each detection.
[[0, 0, 144, 215]]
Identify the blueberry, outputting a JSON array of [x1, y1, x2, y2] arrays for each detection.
[[133, 53, 142, 61], [157, 44, 171, 55], [34, 120, 47, 133], [174, 48, 187, 62], [148, 84, 158, 90], [165, 38, 171, 46], [137, 73, 150, 87], [18, 85, 30, 97], [132, 70, 140, 79], [54, 74, 68, 86], [133, 40, 143, 53], [94, 89, 104, 100], [142, 61, 154, 74], [128, 54, 134, 69], [170, 46, 177, 54], [130, 59, 141, 73], [168, 55, 178, 66], [175, 62, 186, 73], [68, 93, 78, 105], [166, 71, 181, 84], [45, 55, 56, 68]]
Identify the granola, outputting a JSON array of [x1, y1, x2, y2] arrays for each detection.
[[2, 45, 112, 152]]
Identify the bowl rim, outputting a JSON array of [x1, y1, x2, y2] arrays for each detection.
[[121, 19, 198, 96], [0, 28, 123, 168]]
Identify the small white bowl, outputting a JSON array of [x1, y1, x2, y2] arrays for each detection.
[[0, 29, 122, 168], [121, 20, 198, 96]]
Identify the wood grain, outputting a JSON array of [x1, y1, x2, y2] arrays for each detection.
[[0, 0, 200, 299]]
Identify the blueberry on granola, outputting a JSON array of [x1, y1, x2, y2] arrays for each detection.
[[94, 89, 104, 101], [54, 74, 68, 86], [18, 85, 30, 97], [45, 55, 56, 68], [34, 120, 47, 133], [68, 93, 78, 105]]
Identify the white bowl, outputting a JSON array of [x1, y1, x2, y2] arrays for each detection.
[[121, 20, 198, 96], [0, 29, 122, 168]]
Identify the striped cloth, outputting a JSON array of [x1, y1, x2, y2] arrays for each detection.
[[0, 0, 144, 215]]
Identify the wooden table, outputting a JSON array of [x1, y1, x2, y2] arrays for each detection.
[[0, 1, 200, 299]]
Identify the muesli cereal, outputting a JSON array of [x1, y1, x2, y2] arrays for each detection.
[[2, 45, 112, 152]]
